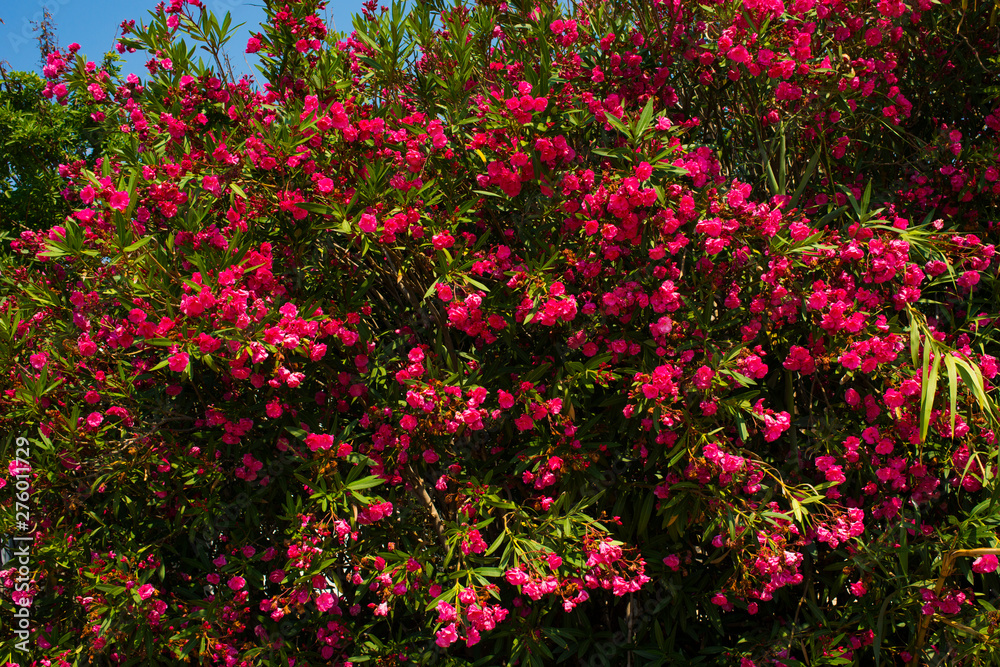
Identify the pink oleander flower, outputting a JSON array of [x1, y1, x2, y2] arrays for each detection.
[[436, 601, 457, 623], [693, 365, 714, 390], [973, 554, 999, 574], [435, 623, 459, 648], [109, 190, 130, 212], [505, 568, 530, 585], [305, 433, 334, 451], [316, 592, 336, 611], [168, 352, 189, 372]]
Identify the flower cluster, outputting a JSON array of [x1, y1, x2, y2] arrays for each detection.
[[4, 0, 1000, 665]]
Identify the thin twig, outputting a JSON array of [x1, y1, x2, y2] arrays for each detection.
[[909, 547, 1000, 666], [404, 463, 448, 551]]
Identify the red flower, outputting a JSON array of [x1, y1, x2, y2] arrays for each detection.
[[108, 190, 130, 212], [168, 352, 189, 372]]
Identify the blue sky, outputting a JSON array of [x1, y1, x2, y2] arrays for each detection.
[[0, 0, 365, 79]]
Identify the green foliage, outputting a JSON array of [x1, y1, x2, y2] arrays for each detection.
[[0, 69, 107, 238], [2, 0, 1000, 666]]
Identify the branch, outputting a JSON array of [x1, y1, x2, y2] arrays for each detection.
[[908, 547, 1000, 666], [404, 463, 448, 551]]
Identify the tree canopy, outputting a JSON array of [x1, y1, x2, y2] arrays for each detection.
[[2, 0, 1000, 665]]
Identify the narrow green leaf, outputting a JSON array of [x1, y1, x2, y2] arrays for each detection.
[[345, 475, 383, 491], [637, 492, 654, 536], [954, 357, 995, 421], [790, 498, 803, 523], [463, 276, 490, 292], [944, 354, 958, 437], [634, 97, 656, 139], [874, 592, 902, 667], [909, 312, 920, 368], [777, 129, 787, 195], [485, 531, 506, 556], [920, 349, 941, 443], [603, 111, 630, 140], [816, 205, 850, 227], [756, 129, 779, 196], [789, 145, 822, 210], [124, 236, 154, 253]]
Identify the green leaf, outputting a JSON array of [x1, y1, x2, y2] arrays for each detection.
[[463, 276, 490, 292], [816, 205, 850, 227], [485, 531, 506, 556], [756, 128, 780, 197], [346, 475, 384, 491], [790, 497, 804, 523], [124, 236, 154, 253], [298, 201, 337, 215], [603, 111, 630, 140], [637, 491, 654, 537], [788, 145, 822, 210], [920, 346, 941, 443], [944, 353, 958, 437], [633, 97, 656, 139], [474, 567, 502, 577]]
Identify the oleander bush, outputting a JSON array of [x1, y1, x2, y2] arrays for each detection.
[[2, 0, 1000, 664]]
